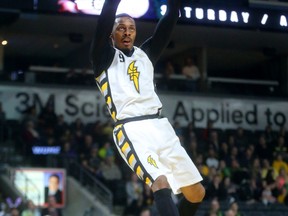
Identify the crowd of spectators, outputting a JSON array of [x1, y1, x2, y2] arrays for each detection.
[[1, 101, 288, 215]]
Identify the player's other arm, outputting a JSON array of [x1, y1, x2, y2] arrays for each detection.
[[141, 0, 181, 65], [90, 0, 121, 76]]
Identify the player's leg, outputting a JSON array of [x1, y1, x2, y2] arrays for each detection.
[[178, 183, 205, 216], [155, 118, 205, 215], [151, 175, 180, 216], [113, 121, 179, 216]]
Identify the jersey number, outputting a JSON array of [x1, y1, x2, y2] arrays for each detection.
[[119, 54, 125, 62]]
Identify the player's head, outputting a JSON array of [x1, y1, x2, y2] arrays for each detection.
[[111, 13, 136, 52]]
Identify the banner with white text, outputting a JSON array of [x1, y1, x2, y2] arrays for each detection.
[[1, 85, 287, 130]]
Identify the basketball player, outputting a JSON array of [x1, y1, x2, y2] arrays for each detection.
[[90, 0, 205, 215]]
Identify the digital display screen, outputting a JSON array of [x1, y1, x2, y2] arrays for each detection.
[[35, 0, 166, 19], [0, 0, 288, 31], [36, 0, 288, 32], [13, 168, 66, 208]]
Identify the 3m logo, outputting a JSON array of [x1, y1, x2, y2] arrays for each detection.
[[147, 155, 158, 169], [127, 61, 140, 93]]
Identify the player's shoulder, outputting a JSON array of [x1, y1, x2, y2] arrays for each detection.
[[134, 46, 149, 58]]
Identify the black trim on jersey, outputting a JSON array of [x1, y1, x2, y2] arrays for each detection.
[[96, 70, 118, 121]]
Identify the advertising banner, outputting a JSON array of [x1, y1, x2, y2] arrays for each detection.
[[1, 85, 287, 130]]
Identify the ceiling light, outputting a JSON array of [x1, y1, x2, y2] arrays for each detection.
[[1, 40, 8, 46]]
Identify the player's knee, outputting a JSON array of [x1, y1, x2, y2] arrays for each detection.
[[151, 175, 170, 192], [182, 183, 205, 203]]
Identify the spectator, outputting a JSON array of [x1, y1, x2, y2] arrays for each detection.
[[224, 209, 236, 216], [7, 208, 20, 216], [70, 117, 85, 132], [38, 104, 57, 136], [237, 176, 262, 203], [124, 173, 144, 216], [99, 155, 122, 193], [172, 121, 184, 139], [218, 142, 230, 165], [234, 127, 249, 154], [89, 121, 106, 144], [273, 136, 288, 159], [202, 120, 214, 142], [208, 131, 221, 152], [261, 159, 275, 180], [272, 153, 288, 175], [186, 139, 199, 160], [101, 120, 114, 142], [264, 124, 277, 145], [181, 57, 201, 92], [206, 174, 226, 200], [139, 207, 152, 216], [70, 118, 85, 144], [54, 114, 69, 142], [98, 141, 114, 160], [227, 135, 236, 151], [229, 146, 240, 163], [184, 121, 198, 145], [221, 176, 237, 201], [81, 158, 100, 185], [78, 134, 96, 160], [230, 158, 249, 185], [21, 120, 41, 156], [239, 146, 255, 169], [275, 167, 288, 203], [250, 158, 262, 180], [41, 196, 62, 216], [261, 186, 276, 206], [142, 184, 154, 209], [206, 148, 219, 169], [218, 160, 231, 179], [55, 120, 72, 142], [261, 168, 277, 205], [278, 126, 287, 143], [21, 199, 40, 216], [195, 154, 210, 182], [161, 59, 176, 90], [227, 201, 242, 216], [88, 145, 101, 178], [255, 135, 273, 162], [21, 105, 38, 128], [205, 198, 224, 216], [60, 140, 77, 168]]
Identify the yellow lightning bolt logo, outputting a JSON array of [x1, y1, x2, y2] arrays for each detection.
[[147, 155, 158, 169], [128, 61, 140, 93]]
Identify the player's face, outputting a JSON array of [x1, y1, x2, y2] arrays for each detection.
[[111, 17, 136, 51]]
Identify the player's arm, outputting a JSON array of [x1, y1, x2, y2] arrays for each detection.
[[140, 0, 181, 65], [90, 0, 121, 76]]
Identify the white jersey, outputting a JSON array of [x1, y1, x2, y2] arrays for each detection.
[[96, 46, 162, 122]]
